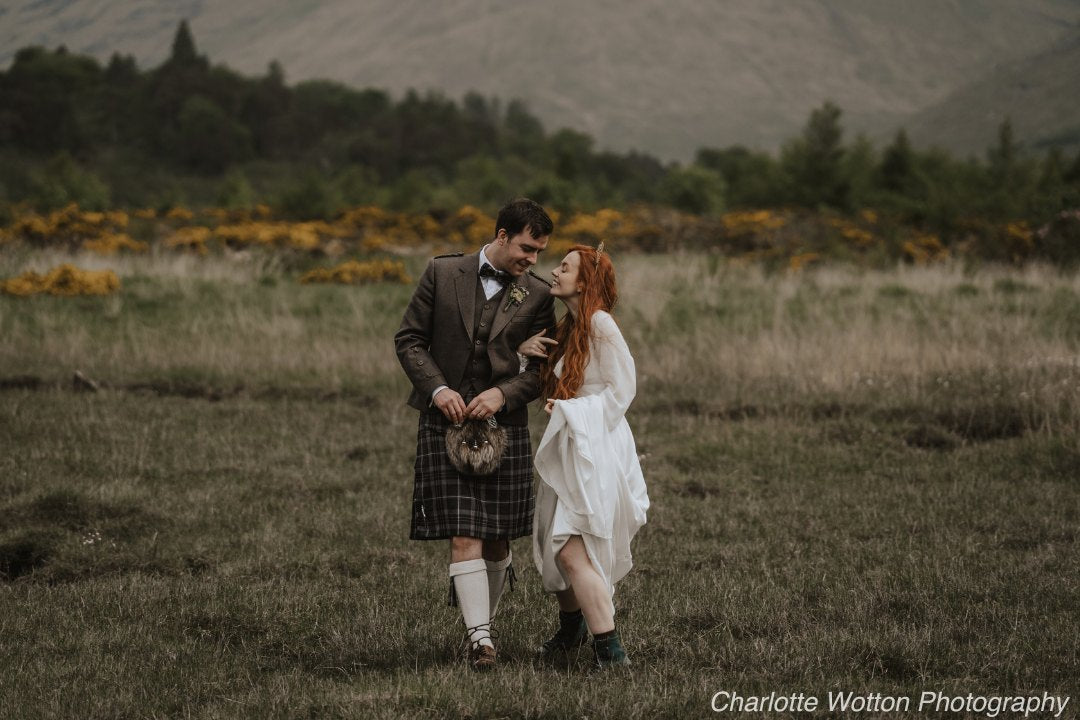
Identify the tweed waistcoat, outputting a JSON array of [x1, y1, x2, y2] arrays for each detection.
[[461, 280, 505, 401]]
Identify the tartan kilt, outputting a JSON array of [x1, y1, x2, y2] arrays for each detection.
[[410, 413, 535, 541]]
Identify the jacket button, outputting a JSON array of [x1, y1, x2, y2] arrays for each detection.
[[475, 340, 481, 345], [418, 360, 424, 365]]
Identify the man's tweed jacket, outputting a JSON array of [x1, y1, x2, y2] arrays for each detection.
[[394, 251, 556, 426]]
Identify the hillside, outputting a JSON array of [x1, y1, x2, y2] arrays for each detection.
[[2, 0, 1080, 158], [903, 29, 1080, 156]]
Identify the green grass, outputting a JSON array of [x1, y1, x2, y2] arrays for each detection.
[[1, 252, 1078, 718]]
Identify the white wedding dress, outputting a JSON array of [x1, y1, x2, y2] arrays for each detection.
[[532, 310, 650, 597]]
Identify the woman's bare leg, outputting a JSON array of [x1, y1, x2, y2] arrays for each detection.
[[555, 587, 579, 613], [556, 535, 615, 635]]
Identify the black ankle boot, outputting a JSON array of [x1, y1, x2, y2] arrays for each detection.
[[592, 629, 630, 668], [540, 609, 588, 654]]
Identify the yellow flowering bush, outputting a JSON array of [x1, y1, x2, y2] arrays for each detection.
[[300, 259, 411, 285], [826, 216, 875, 246], [165, 227, 212, 255], [451, 205, 496, 247], [721, 210, 788, 237], [339, 206, 389, 230], [4, 204, 142, 251], [788, 252, 821, 272], [165, 207, 194, 221], [212, 221, 333, 251], [2, 264, 120, 296], [1006, 222, 1034, 250], [1, 201, 1062, 268], [902, 233, 949, 264], [82, 233, 149, 255], [561, 209, 625, 241]]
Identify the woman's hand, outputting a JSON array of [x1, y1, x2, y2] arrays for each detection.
[[518, 329, 558, 358], [544, 398, 555, 415]]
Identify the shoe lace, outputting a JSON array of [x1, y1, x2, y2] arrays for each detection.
[[462, 624, 500, 652]]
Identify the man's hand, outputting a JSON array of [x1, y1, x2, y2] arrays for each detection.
[[517, 329, 559, 358], [465, 387, 505, 420], [434, 388, 467, 424]]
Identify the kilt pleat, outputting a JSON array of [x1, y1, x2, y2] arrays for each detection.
[[410, 415, 535, 540]]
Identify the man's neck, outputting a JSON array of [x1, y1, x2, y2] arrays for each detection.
[[482, 244, 506, 273]]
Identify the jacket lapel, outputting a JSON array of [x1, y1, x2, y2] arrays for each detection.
[[455, 253, 479, 342], [489, 278, 524, 341]]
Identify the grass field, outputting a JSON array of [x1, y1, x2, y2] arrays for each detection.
[[1, 249, 1078, 718]]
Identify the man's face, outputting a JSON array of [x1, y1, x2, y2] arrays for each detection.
[[492, 229, 549, 277]]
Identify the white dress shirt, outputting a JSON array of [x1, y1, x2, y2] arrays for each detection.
[[431, 246, 507, 403]]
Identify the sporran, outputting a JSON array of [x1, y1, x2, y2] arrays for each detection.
[[446, 417, 507, 476]]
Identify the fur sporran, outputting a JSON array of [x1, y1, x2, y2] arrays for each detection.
[[446, 417, 507, 476]]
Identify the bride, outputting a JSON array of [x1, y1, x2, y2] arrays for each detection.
[[518, 243, 650, 668]]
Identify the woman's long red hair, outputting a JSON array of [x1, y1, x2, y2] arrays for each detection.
[[541, 245, 619, 401]]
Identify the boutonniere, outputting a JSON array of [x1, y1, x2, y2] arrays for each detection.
[[504, 282, 529, 311]]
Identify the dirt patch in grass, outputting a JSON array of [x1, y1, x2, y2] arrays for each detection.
[[878, 403, 1030, 443], [0, 374, 45, 391], [1, 489, 186, 582], [672, 479, 726, 498], [0, 529, 63, 580], [18, 489, 163, 540], [903, 424, 960, 451]]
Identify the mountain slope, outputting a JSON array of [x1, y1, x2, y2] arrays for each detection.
[[903, 29, 1080, 155], [2, 0, 1080, 158]]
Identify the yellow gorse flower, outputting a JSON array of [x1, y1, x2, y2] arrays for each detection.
[[1, 264, 120, 296], [165, 207, 194, 221], [82, 233, 149, 255], [902, 233, 949, 264], [300, 259, 411, 285], [165, 226, 212, 255], [788, 252, 821, 272], [721, 210, 788, 236]]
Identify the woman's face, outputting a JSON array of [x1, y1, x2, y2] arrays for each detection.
[[550, 251, 582, 299]]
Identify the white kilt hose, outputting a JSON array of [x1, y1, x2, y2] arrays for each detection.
[[410, 413, 535, 541]]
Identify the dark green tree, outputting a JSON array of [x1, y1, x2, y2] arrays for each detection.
[[879, 129, 916, 193], [277, 170, 343, 219], [985, 118, 1037, 220], [501, 99, 545, 162], [780, 101, 850, 210], [240, 61, 293, 157], [27, 152, 111, 211], [659, 165, 726, 215], [172, 95, 252, 173], [1, 47, 103, 153], [170, 20, 201, 67], [695, 146, 781, 208], [549, 128, 594, 181], [1063, 150, 1080, 185]]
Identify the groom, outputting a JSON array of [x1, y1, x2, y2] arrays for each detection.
[[394, 197, 555, 670]]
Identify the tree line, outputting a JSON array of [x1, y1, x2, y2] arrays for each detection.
[[2, 21, 1079, 237]]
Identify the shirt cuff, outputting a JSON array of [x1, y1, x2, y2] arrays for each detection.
[[430, 385, 448, 406]]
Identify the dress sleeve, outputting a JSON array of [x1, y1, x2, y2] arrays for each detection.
[[591, 312, 636, 430]]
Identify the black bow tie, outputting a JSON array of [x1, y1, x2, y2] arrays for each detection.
[[480, 263, 509, 282]]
